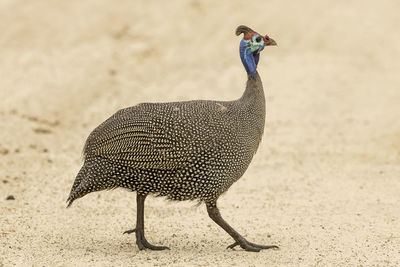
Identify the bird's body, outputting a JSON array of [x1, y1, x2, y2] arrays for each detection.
[[68, 75, 265, 204], [68, 25, 278, 252]]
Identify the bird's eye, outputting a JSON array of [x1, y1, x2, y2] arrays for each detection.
[[255, 36, 262, 43]]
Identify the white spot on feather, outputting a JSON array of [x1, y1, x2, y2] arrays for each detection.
[[216, 103, 228, 112]]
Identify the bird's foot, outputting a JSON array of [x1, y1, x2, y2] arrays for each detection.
[[124, 228, 169, 251], [136, 237, 170, 251], [227, 240, 279, 252]]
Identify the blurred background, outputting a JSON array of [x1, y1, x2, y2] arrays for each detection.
[[1, 0, 399, 266]]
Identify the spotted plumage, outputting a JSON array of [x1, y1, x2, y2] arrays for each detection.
[[67, 25, 278, 252]]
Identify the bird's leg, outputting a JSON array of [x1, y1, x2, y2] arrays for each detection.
[[124, 194, 169, 251], [206, 202, 279, 252]]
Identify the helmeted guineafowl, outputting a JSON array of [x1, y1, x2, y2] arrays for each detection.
[[67, 25, 278, 252]]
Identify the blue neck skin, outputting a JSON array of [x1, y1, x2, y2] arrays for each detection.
[[239, 39, 261, 79]]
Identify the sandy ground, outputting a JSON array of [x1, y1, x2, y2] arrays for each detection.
[[1, 0, 400, 266]]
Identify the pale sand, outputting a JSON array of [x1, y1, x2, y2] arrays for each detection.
[[1, 0, 399, 266]]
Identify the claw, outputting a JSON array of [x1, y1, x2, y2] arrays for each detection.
[[137, 237, 170, 251], [123, 228, 137, 234], [248, 242, 279, 250], [227, 240, 278, 252], [227, 241, 239, 249], [140, 242, 170, 251]]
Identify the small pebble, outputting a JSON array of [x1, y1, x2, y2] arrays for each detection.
[[6, 195, 15, 200], [33, 128, 52, 134], [0, 148, 9, 155]]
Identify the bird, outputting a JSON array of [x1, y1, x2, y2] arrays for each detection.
[[67, 25, 278, 252]]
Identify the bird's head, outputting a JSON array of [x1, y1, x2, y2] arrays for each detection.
[[236, 25, 277, 78]]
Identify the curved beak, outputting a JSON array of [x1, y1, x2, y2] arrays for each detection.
[[266, 38, 277, 46]]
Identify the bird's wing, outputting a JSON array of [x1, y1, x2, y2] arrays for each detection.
[[83, 106, 188, 170]]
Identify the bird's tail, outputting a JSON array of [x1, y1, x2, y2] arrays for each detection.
[[66, 163, 90, 207], [66, 157, 118, 208]]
